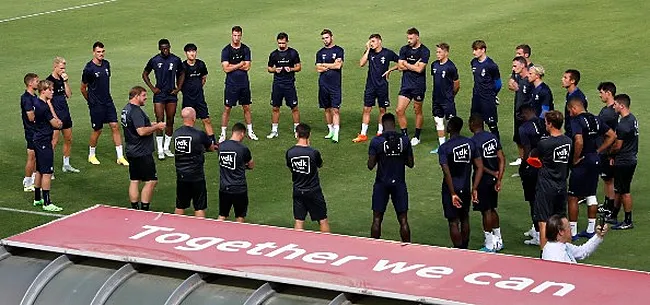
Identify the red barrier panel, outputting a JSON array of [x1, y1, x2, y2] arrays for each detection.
[[3, 205, 649, 305]]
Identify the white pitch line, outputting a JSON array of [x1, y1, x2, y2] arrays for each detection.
[[0, 0, 118, 24], [0, 207, 64, 218]]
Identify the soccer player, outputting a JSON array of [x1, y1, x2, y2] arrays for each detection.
[[396, 28, 429, 146], [608, 94, 638, 230], [507, 44, 533, 93], [33, 80, 63, 212], [353, 33, 398, 143], [530, 110, 572, 250], [220, 26, 258, 143], [21, 73, 39, 192], [316, 29, 345, 143], [596, 82, 618, 216], [267, 32, 302, 139], [567, 98, 615, 239], [143, 38, 185, 160], [527, 65, 554, 118], [438, 117, 483, 249], [218, 123, 254, 222], [509, 56, 534, 167], [469, 114, 505, 252], [173, 107, 216, 218], [286, 123, 330, 232], [561, 69, 587, 136], [470, 40, 502, 140], [429, 42, 460, 154], [81, 41, 128, 166], [48, 57, 79, 173], [181, 43, 214, 144], [121, 86, 165, 211], [367, 113, 414, 241], [518, 104, 549, 246]]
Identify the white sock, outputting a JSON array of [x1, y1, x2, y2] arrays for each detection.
[[293, 123, 299, 132], [23, 177, 30, 187], [89, 146, 96, 157], [247, 124, 254, 134], [272, 123, 278, 133], [484, 231, 494, 249], [533, 231, 540, 240], [31, 172, 35, 180], [116, 145, 124, 159], [587, 218, 596, 233], [333, 124, 340, 136], [361, 123, 368, 136], [570, 221, 577, 236], [377, 124, 384, 134], [327, 124, 333, 133], [156, 136, 164, 152], [221, 126, 227, 136], [164, 135, 172, 151], [63, 156, 70, 167], [492, 227, 501, 239], [438, 136, 446, 145]]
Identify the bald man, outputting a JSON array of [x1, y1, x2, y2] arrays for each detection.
[[173, 107, 216, 217]]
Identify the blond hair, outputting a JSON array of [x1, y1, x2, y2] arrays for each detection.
[[52, 56, 66, 69]]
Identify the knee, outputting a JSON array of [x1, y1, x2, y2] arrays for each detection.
[[332, 108, 340, 115], [242, 105, 251, 112], [395, 107, 406, 116], [203, 117, 212, 125], [109, 123, 119, 130]]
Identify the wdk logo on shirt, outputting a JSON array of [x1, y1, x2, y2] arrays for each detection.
[[453, 143, 471, 163], [175, 136, 192, 154], [219, 152, 237, 170], [291, 156, 311, 174], [553, 144, 571, 163], [482, 139, 498, 158]]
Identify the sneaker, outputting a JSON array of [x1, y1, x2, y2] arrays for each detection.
[[430, 147, 439, 154], [42, 203, 63, 212], [332, 133, 339, 143], [523, 226, 536, 237], [218, 134, 226, 143], [410, 137, 420, 146], [157, 151, 165, 160], [51, 173, 55, 180], [479, 246, 496, 253], [494, 237, 504, 251], [524, 237, 540, 246], [24, 185, 35, 192], [247, 132, 259, 141], [88, 155, 101, 165], [116, 157, 130, 166], [266, 131, 279, 139], [324, 131, 334, 139], [577, 230, 595, 238], [62, 164, 80, 173], [612, 222, 634, 230], [352, 134, 368, 143], [509, 158, 522, 166], [597, 205, 612, 216], [33, 199, 44, 206], [605, 216, 618, 225], [571, 234, 580, 242], [511, 173, 520, 177], [163, 150, 174, 157]]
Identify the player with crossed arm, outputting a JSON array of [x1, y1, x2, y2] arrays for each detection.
[[352, 33, 398, 143], [470, 40, 502, 140], [266, 32, 302, 139], [509, 56, 534, 168], [527, 65, 554, 118], [181, 43, 215, 144], [396, 28, 430, 146], [48, 57, 79, 173], [429, 42, 460, 154], [21, 73, 39, 192], [316, 29, 344, 143]]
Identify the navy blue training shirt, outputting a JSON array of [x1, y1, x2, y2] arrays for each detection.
[[268, 47, 301, 86], [614, 114, 639, 166], [144, 53, 184, 93], [438, 135, 480, 191], [531, 82, 554, 118], [471, 130, 502, 173], [399, 44, 430, 90], [366, 48, 399, 89], [21, 91, 36, 139], [368, 131, 413, 185], [221, 43, 252, 87], [82, 60, 113, 105], [46, 75, 68, 114], [181, 59, 208, 104], [316, 45, 345, 90], [431, 59, 459, 105], [564, 88, 588, 135], [471, 57, 501, 103], [597, 104, 618, 149], [570, 112, 610, 156], [32, 98, 55, 143]]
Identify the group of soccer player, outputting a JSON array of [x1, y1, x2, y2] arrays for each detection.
[[19, 26, 639, 254]]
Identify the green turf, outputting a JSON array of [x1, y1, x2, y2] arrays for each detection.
[[1, 0, 649, 271]]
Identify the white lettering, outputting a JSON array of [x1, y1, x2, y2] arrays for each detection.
[[302, 252, 338, 264], [415, 266, 454, 279], [129, 225, 175, 240], [372, 260, 425, 274], [330, 255, 368, 267], [216, 241, 252, 252], [264, 243, 306, 260], [530, 281, 576, 297], [155, 233, 191, 244], [494, 277, 535, 291], [246, 242, 278, 255], [175, 237, 224, 251], [464, 272, 501, 285]]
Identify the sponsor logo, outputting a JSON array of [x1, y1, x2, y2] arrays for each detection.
[[219, 152, 237, 170], [553, 144, 571, 163], [453, 143, 471, 163], [482, 138, 498, 158], [175, 136, 192, 154], [291, 156, 311, 174]]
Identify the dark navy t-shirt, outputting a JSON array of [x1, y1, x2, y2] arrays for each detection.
[[32, 98, 54, 143], [46, 74, 68, 114], [471, 131, 502, 173], [514, 74, 533, 113], [536, 135, 572, 188], [570, 112, 610, 157], [531, 82, 554, 118], [597, 104, 618, 149], [173, 125, 212, 181], [181, 59, 208, 103], [431, 59, 459, 105], [268, 47, 301, 86], [615, 114, 639, 166], [471, 57, 500, 103], [366, 48, 398, 89], [519, 117, 548, 153], [564, 88, 588, 135], [121, 103, 154, 158], [21, 91, 36, 139], [221, 43, 252, 87], [219, 140, 252, 193], [368, 131, 413, 184], [438, 135, 480, 191], [286, 145, 323, 192], [82, 60, 113, 105], [316, 45, 345, 90], [144, 53, 184, 93], [399, 44, 430, 90]]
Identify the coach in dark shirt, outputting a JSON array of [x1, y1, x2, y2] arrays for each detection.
[[286, 123, 330, 232], [173, 107, 216, 218], [218, 123, 254, 222], [121, 86, 165, 211]]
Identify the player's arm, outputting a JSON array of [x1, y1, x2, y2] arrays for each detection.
[[222, 61, 244, 73], [609, 139, 623, 155], [80, 82, 89, 101], [471, 157, 484, 203], [597, 128, 616, 154], [26, 110, 35, 122], [246, 159, 255, 169], [405, 140, 414, 168], [239, 61, 251, 72], [328, 58, 343, 70], [62, 73, 72, 98], [245, 148, 254, 170], [268, 55, 278, 73], [408, 60, 426, 73], [539, 91, 553, 118], [291, 62, 302, 72], [315, 150, 323, 168], [239, 47, 252, 72], [367, 154, 377, 170], [397, 59, 408, 71], [495, 149, 505, 191], [45, 99, 60, 121], [572, 134, 584, 165], [201, 75, 207, 87], [137, 122, 165, 136], [172, 69, 185, 95], [315, 63, 329, 73], [508, 78, 518, 92], [48, 117, 63, 129], [142, 69, 158, 94], [441, 164, 456, 195], [360, 42, 371, 67]]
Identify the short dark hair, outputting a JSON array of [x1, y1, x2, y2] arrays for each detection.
[[436, 42, 450, 52], [158, 39, 170, 47], [129, 86, 147, 99], [513, 56, 527, 66], [516, 44, 531, 57], [369, 33, 382, 40], [568, 97, 586, 109], [614, 94, 631, 108], [24, 73, 38, 86], [472, 40, 487, 50], [277, 32, 289, 41], [520, 103, 536, 114], [184, 43, 197, 52], [545, 214, 566, 242], [37, 80, 53, 94], [296, 123, 311, 139], [92, 41, 104, 50], [564, 69, 581, 86], [447, 117, 463, 133], [406, 27, 419, 36], [544, 110, 564, 130], [469, 113, 484, 128], [232, 122, 246, 133], [381, 113, 396, 125], [232, 25, 243, 33], [320, 28, 332, 36], [597, 82, 616, 95]]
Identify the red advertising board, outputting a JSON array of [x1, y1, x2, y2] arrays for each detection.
[[3, 205, 649, 305]]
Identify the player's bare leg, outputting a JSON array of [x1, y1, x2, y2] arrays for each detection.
[[411, 101, 424, 146], [324, 108, 334, 139], [397, 212, 411, 242], [395, 95, 411, 136], [88, 129, 102, 165], [201, 118, 214, 137], [154, 103, 166, 159], [319, 219, 330, 233], [24, 149, 36, 191], [371, 211, 384, 238], [294, 219, 304, 230], [242, 105, 257, 140], [108, 122, 127, 165], [331, 108, 340, 143], [353, 106, 372, 143], [162, 102, 177, 156], [139, 180, 157, 211], [60, 128, 79, 172], [267, 106, 281, 139], [220, 106, 232, 143], [194, 210, 206, 218]]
